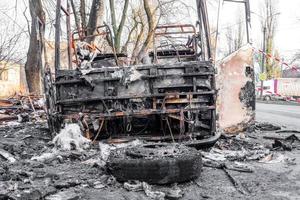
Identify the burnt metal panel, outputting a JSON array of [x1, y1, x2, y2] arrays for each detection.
[[48, 60, 216, 143]]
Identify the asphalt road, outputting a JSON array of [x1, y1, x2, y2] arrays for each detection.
[[256, 102, 300, 130]]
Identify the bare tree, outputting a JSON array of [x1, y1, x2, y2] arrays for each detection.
[[0, 30, 25, 77], [24, 0, 45, 94], [121, 8, 140, 54], [70, 0, 105, 40], [109, 0, 130, 53], [260, 0, 279, 79], [106, 0, 190, 62], [224, 12, 244, 55], [135, 0, 157, 62], [130, 8, 146, 59], [70, 0, 81, 33], [86, 0, 105, 42], [291, 52, 300, 64], [80, 0, 87, 29]]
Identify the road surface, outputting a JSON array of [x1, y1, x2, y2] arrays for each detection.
[[256, 102, 300, 130]]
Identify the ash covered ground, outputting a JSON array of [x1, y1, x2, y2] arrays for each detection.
[[0, 121, 300, 200]]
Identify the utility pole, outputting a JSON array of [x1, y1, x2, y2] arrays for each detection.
[[280, 58, 284, 77], [260, 26, 266, 98]]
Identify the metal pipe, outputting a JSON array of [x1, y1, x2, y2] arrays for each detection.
[[201, 0, 212, 59], [54, 0, 62, 75], [196, 0, 205, 60], [214, 0, 223, 62], [260, 26, 266, 98]]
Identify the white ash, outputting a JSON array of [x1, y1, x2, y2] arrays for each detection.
[[53, 123, 91, 151]]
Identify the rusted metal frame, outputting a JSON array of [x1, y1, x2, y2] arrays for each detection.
[[28, 96, 36, 112], [61, 106, 216, 119], [196, 1, 215, 133], [54, 72, 214, 85], [155, 31, 196, 36], [158, 43, 183, 62], [153, 24, 197, 63], [179, 109, 185, 140], [92, 119, 104, 143], [103, 69, 109, 97], [44, 70, 57, 133], [196, 0, 204, 60], [196, 0, 212, 60], [56, 91, 215, 104], [154, 84, 196, 89], [82, 117, 92, 138], [155, 44, 184, 62], [155, 24, 196, 35], [201, 0, 212, 60], [165, 117, 175, 143], [160, 117, 166, 137], [73, 66, 212, 76], [74, 64, 212, 74], [71, 25, 119, 66], [57, 95, 214, 106], [149, 67, 156, 95], [147, 72, 214, 78], [156, 98, 208, 104], [155, 54, 197, 60], [105, 134, 198, 143], [55, 61, 212, 73], [154, 44, 196, 61]]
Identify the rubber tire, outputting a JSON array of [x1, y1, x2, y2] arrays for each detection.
[[107, 144, 202, 184], [264, 95, 271, 101]]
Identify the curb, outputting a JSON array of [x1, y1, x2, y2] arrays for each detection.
[[256, 100, 300, 106]]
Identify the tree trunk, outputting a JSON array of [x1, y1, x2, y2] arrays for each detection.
[[80, 0, 87, 30], [137, 0, 156, 62], [70, 0, 81, 33], [86, 0, 105, 43], [109, 0, 129, 53], [25, 0, 45, 94]]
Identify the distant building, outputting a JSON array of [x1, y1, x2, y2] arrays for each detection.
[[0, 62, 27, 97], [45, 41, 69, 70]]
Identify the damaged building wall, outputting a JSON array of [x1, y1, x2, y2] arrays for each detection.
[[217, 44, 255, 134], [0, 62, 27, 97]]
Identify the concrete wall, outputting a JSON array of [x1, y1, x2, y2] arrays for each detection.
[[217, 45, 255, 134]]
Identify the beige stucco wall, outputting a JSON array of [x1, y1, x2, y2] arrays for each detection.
[[45, 41, 69, 70], [0, 63, 27, 97], [217, 44, 255, 134]]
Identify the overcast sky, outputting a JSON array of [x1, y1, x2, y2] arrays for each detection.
[[252, 0, 300, 60], [0, 0, 299, 63]]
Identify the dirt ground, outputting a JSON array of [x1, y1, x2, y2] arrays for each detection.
[[0, 122, 300, 200]]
